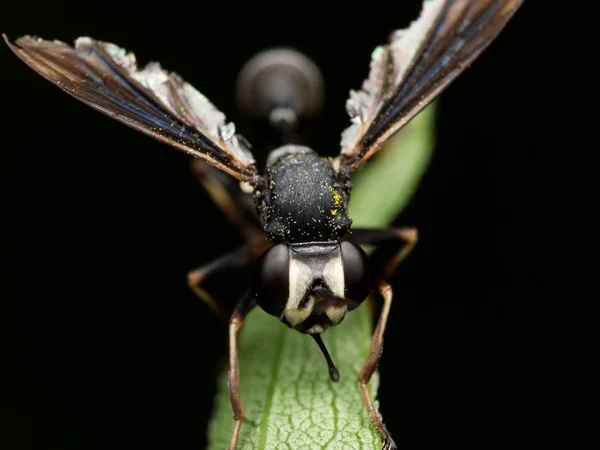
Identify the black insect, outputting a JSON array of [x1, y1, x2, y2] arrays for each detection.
[[4, 1, 524, 448]]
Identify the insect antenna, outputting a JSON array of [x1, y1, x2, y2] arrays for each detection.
[[312, 334, 340, 382]]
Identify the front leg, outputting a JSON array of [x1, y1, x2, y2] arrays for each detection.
[[359, 281, 397, 450], [190, 159, 265, 251], [187, 246, 253, 320], [228, 293, 257, 450], [351, 227, 418, 279], [351, 227, 416, 450]]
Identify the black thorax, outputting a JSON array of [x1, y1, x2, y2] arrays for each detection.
[[257, 146, 352, 243]]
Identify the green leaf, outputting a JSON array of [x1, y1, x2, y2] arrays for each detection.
[[208, 103, 436, 449]]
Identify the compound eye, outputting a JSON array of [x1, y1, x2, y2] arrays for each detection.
[[340, 241, 371, 306], [252, 244, 290, 317]]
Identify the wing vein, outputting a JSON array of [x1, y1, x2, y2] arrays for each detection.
[[4, 34, 259, 183], [337, 0, 524, 173]]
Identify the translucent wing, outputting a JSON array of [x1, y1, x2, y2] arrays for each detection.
[[4, 35, 259, 183], [337, 0, 524, 173]]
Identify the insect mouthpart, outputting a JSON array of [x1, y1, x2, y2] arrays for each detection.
[[314, 288, 348, 325], [285, 287, 349, 332], [283, 288, 343, 381], [312, 333, 340, 382]]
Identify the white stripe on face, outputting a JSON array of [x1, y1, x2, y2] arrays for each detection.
[[284, 258, 314, 326], [321, 254, 347, 324], [322, 254, 344, 297]]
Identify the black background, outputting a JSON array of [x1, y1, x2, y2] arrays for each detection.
[[2, 1, 593, 449]]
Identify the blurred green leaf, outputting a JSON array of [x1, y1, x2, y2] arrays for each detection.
[[349, 103, 437, 228], [208, 103, 436, 449]]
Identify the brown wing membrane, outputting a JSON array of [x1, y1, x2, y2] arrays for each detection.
[[4, 34, 259, 183], [336, 0, 524, 173]]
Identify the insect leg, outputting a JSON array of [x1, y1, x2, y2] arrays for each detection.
[[358, 281, 397, 450], [350, 227, 418, 279], [187, 246, 253, 320], [190, 159, 265, 251], [228, 292, 257, 450]]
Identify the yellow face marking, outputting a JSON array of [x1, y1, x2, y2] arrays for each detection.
[[306, 324, 325, 334], [324, 305, 347, 325]]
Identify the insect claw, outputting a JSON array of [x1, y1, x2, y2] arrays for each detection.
[[380, 426, 397, 450]]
